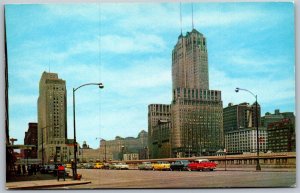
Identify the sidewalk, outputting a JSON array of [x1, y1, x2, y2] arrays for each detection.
[[6, 179, 91, 189], [6, 172, 91, 189]]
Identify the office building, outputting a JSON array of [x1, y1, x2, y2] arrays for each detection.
[[37, 71, 74, 163], [171, 29, 224, 157], [148, 104, 171, 158], [223, 102, 261, 133], [261, 109, 295, 127], [225, 127, 268, 154], [267, 118, 295, 152], [24, 122, 38, 159]]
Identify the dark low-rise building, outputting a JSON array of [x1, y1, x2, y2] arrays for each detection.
[[24, 122, 38, 159], [267, 118, 295, 152]]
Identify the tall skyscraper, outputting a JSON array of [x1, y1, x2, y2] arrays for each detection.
[[172, 29, 209, 90], [38, 72, 73, 163], [170, 29, 224, 157], [148, 28, 224, 158]]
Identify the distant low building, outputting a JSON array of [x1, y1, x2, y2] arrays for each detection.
[[123, 153, 139, 161], [99, 130, 148, 161]]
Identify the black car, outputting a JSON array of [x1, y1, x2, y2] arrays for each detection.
[[170, 160, 190, 171]]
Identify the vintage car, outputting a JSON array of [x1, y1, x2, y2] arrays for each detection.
[[187, 159, 217, 171], [114, 163, 129, 170], [83, 163, 94, 169], [109, 163, 117, 170], [138, 162, 153, 170], [40, 164, 55, 174], [170, 160, 190, 171], [94, 162, 104, 169], [152, 161, 171, 171], [109, 163, 129, 170]]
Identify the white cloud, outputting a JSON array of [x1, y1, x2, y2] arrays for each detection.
[[210, 68, 295, 112]]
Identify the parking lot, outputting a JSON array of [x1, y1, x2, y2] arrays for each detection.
[[54, 168, 296, 189]]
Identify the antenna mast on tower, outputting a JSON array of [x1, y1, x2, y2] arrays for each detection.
[[180, 2, 183, 35], [192, 3, 194, 29]]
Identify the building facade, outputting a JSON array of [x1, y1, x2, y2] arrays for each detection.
[[170, 29, 223, 157], [223, 102, 261, 133], [171, 88, 223, 157], [223, 102, 264, 154], [225, 127, 268, 154], [261, 109, 295, 127], [267, 118, 295, 152], [24, 122, 38, 159], [99, 130, 148, 161], [37, 72, 74, 163], [148, 104, 171, 158]]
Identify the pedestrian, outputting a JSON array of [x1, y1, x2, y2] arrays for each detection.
[[28, 165, 32, 176], [32, 164, 36, 175], [57, 164, 65, 181], [17, 165, 21, 175], [21, 165, 26, 175], [71, 160, 76, 179]]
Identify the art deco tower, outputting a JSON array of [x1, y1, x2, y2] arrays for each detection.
[[172, 29, 209, 90], [38, 71, 68, 163], [171, 29, 224, 157]]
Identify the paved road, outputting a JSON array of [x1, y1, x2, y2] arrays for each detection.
[[52, 168, 296, 189]]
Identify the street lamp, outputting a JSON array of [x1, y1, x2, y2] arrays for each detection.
[[235, 87, 261, 171], [121, 145, 125, 161], [73, 82, 104, 180]]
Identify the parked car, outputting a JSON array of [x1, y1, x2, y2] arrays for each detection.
[[152, 161, 171, 171], [84, 163, 94, 169], [40, 164, 55, 174], [115, 163, 129, 170], [170, 160, 190, 171], [138, 162, 153, 170], [66, 163, 72, 169], [103, 162, 110, 169], [187, 159, 217, 171], [109, 163, 117, 170], [77, 163, 84, 169], [94, 162, 104, 169]]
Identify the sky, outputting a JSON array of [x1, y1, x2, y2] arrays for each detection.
[[5, 2, 295, 149]]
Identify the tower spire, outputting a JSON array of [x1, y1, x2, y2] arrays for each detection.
[[180, 2, 182, 35], [192, 3, 194, 29]]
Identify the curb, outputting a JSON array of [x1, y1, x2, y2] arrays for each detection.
[[6, 180, 91, 190]]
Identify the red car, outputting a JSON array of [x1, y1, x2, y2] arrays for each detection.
[[187, 159, 217, 171]]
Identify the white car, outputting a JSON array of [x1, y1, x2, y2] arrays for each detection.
[[114, 163, 129, 170]]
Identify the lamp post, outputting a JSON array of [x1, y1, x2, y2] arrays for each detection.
[[73, 82, 104, 180], [235, 87, 261, 171], [121, 145, 125, 161]]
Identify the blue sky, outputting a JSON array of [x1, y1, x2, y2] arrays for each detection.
[[6, 2, 295, 149]]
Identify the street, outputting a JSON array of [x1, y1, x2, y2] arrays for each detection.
[[53, 168, 296, 189]]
